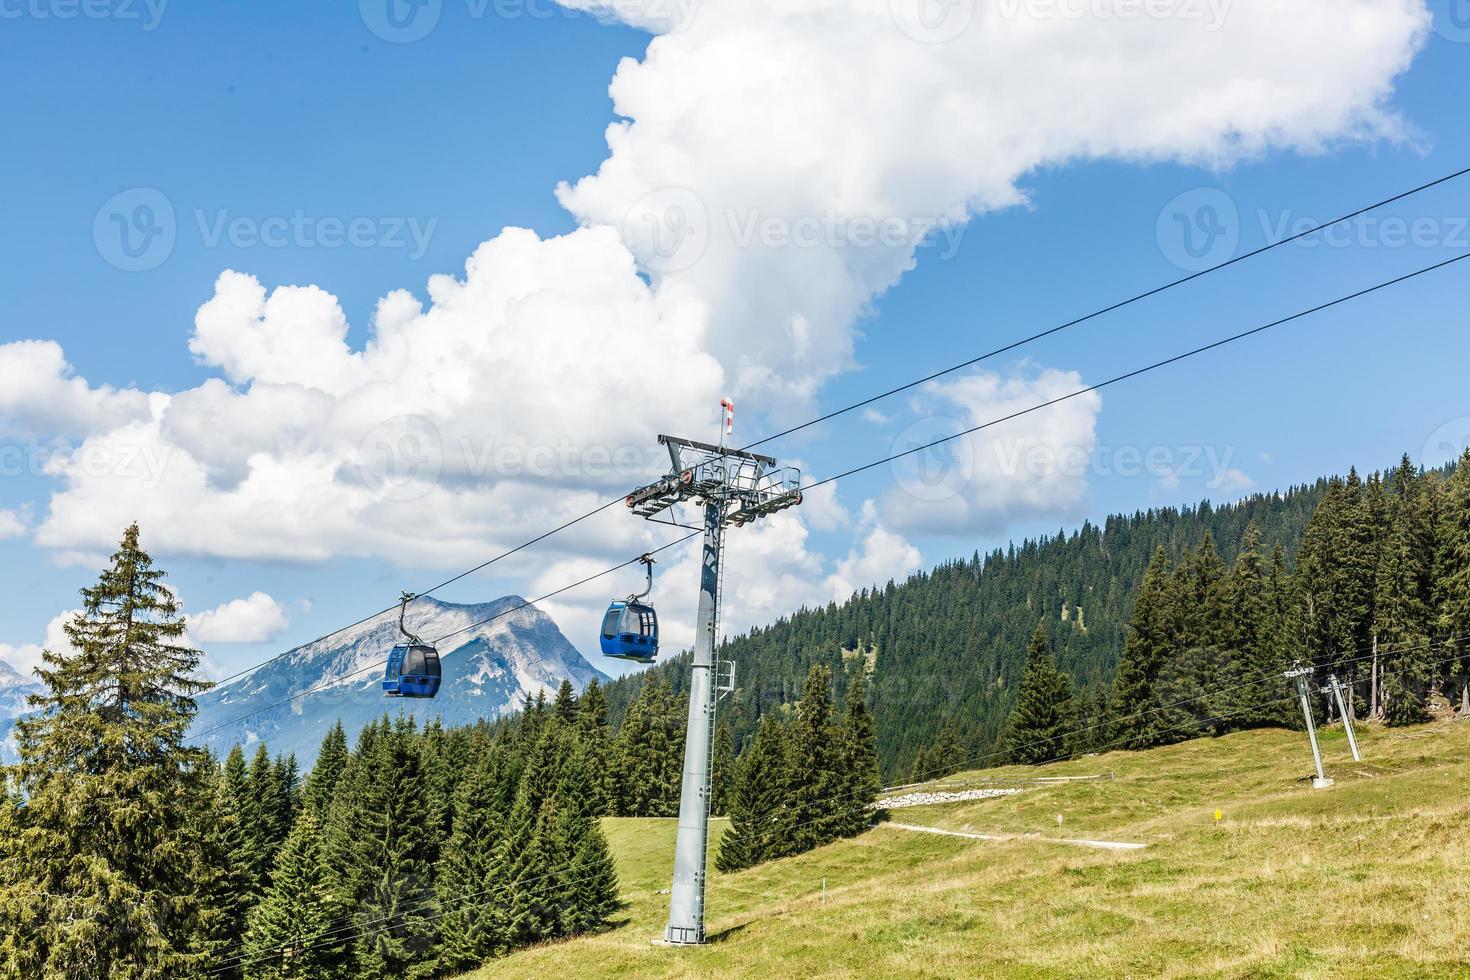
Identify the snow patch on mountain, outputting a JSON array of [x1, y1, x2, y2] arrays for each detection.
[[189, 595, 608, 767]]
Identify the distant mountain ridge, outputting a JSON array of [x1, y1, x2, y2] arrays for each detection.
[[0, 659, 42, 733], [188, 595, 606, 767]]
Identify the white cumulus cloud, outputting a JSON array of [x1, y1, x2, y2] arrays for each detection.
[[0, 609, 82, 679], [558, 0, 1428, 406], [882, 366, 1102, 535], [0, 509, 28, 540], [0, 340, 151, 439], [4, 0, 1430, 585], [190, 592, 291, 645]]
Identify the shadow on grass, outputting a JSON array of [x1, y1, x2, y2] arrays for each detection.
[[705, 922, 751, 944]]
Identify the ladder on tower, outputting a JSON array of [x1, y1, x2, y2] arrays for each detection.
[[712, 553, 735, 699]]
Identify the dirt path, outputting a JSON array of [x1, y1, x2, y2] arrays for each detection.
[[882, 821, 1147, 851]]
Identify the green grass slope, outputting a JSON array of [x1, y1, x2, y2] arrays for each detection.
[[462, 720, 1470, 978]]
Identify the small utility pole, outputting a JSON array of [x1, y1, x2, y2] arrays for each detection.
[[1285, 663, 1332, 789], [1326, 674, 1362, 763], [627, 399, 802, 946]]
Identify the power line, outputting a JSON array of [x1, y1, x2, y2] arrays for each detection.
[[201, 165, 1470, 691]]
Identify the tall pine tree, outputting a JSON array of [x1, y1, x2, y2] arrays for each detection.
[[716, 715, 788, 873], [1, 524, 213, 978], [1000, 622, 1074, 764], [1112, 547, 1176, 748], [241, 812, 337, 980]]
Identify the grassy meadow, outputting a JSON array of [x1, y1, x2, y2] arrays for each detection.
[[461, 719, 1470, 978]]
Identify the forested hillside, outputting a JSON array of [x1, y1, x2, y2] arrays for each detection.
[[0, 527, 622, 979], [605, 453, 1470, 781]]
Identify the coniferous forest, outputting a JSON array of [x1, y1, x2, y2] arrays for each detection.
[[3, 449, 1469, 975], [0, 527, 622, 979], [607, 451, 1470, 781]]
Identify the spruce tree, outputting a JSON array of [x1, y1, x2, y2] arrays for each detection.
[[433, 748, 510, 973], [778, 665, 843, 854], [553, 678, 579, 723], [1217, 522, 1283, 728], [2, 524, 212, 977], [190, 756, 256, 980], [716, 715, 787, 872], [0, 776, 31, 974], [501, 793, 561, 947], [916, 721, 965, 780], [563, 819, 619, 935], [1377, 463, 1435, 725], [608, 681, 684, 816], [420, 719, 454, 844], [322, 717, 439, 979], [495, 723, 576, 950], [1262, 543, 1296, 726], [359, 719, 439, 978], [1000, 622, 1074, 765], [241, 813, 336, 980], [550, 736, 619, 937], [1112, 546, 1175, 747], [249, 744, 288, 888], [1298, 473, 1377, 680], [274, 753, 301, 842], [1440, 451, 1470, 708], [576, 679, 612, 816], [834, 675, 883, 836], [709, 722, 736, 817], [1065, 686, 1113, 755], [303, 722, 350, 822]]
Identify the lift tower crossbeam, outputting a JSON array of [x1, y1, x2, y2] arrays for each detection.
[[625, 407, 801, 946]]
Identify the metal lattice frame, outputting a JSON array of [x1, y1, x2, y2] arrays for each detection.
[[626, 435, 802, 526]]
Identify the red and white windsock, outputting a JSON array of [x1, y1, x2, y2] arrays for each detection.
[[719, 397, 735, 438]]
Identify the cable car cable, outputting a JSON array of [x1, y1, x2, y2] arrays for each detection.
[[187, 530, 700, 743], [801, 250, 1470, 494], [197, 165, 1470, 692], [731, 163, 1470, 457], [190, 250, 1469, 740]]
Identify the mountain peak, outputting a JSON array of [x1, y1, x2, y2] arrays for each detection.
[[0, 659, 34, 687], [189, 594, 607, 768]]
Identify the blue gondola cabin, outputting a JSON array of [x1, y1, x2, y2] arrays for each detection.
[[384, 643, 441, 698], [600, 601, 658, 663]]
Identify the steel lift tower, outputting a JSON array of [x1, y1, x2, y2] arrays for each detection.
[[625, 400, 802, 945]]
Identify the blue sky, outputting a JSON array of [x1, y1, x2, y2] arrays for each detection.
[[1, 0, 1467, 681]]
